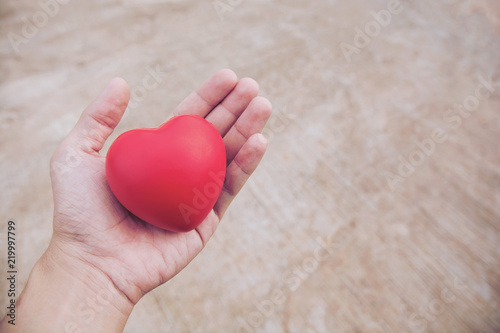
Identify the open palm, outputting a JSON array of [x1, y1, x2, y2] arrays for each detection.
[[49, 69, 272, 305]]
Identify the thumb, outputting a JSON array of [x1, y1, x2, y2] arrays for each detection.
[[68, 77, 130, 154]]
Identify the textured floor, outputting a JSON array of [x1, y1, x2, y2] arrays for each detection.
[[1, 0, 500, 332]]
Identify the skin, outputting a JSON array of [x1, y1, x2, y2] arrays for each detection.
[[0, 69, 272, 332]]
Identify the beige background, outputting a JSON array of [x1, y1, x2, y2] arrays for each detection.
[[1, 0, 500, 332]]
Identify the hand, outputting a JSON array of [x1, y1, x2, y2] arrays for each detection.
[[1, 69, 272, 332]]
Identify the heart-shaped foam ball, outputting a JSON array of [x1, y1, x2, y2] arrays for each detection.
[[105, 114, 226, 232]]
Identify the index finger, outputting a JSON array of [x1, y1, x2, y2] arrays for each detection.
[[170, 69, 238, 119]]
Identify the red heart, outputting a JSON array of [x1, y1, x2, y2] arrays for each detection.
[[105, 115, 226, 232]]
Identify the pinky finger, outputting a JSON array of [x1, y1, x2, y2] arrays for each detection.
[[214, 133, 268, 219]]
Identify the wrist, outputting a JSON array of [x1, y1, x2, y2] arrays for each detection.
[[1, 238, 134, 333]]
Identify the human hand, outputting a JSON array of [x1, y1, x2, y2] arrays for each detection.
[[1, 69, 271, 332]]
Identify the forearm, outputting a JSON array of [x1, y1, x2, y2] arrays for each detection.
[[0, 241, 134, 333]]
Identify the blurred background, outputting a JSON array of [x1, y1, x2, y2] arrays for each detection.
[[1, 0, 500, 332]]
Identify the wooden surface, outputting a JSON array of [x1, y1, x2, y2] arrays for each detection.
[[1, 0, 500, 332]]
